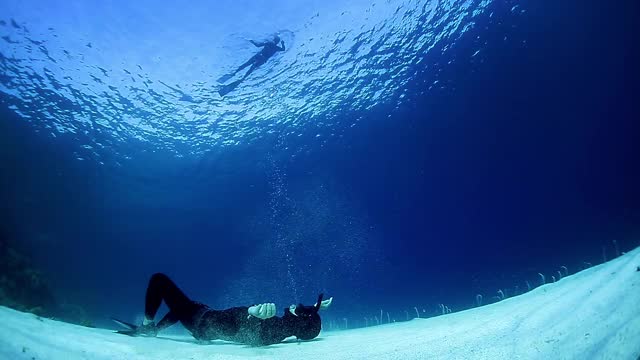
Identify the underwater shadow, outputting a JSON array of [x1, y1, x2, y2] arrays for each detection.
[[155, 336, 325, 348]]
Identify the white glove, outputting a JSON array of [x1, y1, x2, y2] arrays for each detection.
[[248, 303, 276, 319], [315, 297, 333, 310]]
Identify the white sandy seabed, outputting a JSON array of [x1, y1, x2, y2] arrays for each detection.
[[1, 247, 640, 360]]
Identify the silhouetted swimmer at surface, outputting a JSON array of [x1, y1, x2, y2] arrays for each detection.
[[112, 273, 333, 346], [217, 35, 286, 96]]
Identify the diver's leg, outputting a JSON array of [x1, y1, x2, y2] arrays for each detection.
[[241, 55, 268, 80], [241, 63, 260, 80], [114, 273, 200, 337], [144, 273, 195, 322], [234, 57, 255, 74], [156, 311, 180, 331]]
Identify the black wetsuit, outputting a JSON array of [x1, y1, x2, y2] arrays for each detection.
[[234, 40, 286, 80], [218, 39, 286, 96], [144, 273, 321, 346]]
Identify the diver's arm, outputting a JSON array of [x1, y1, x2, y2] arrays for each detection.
[[250, 40, 267, 47], [314, 296, 333, 310], [248, 303, 277, 319], [278, 41, 285, 51]]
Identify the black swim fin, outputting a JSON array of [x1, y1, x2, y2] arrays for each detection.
[[218, 80, 242, 97], [112, 317, 158, 337], [112, 317, 139, 336]]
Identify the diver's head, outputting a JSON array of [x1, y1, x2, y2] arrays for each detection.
[[285, 294, 324, 340], [273, 35, 281, 43]]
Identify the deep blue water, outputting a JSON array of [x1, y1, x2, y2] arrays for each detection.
[[1, 0, 639, 330]]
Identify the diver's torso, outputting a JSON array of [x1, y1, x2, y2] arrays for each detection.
[[194, 308, 276, 346]]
